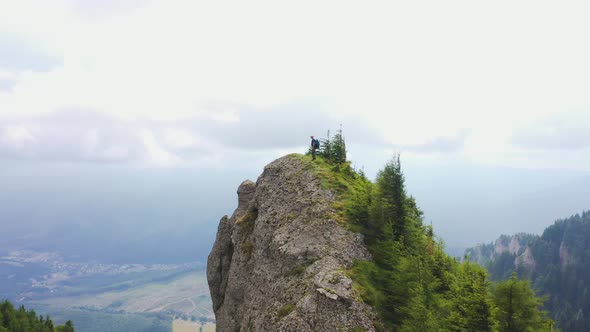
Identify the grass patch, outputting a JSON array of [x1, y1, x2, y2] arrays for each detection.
[[277, 304, 295, 318], [241, 241, 254, 261], [286, 265, 307, 277], [237, 207, 258, 225], [324, 287, 337, 295], [286, 258, 317, 277], [237, 208, 257, 261], [290, 154, 371, 231], [237, 207, 258, 238]]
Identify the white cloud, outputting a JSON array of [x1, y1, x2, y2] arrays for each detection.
[[0, 110, 152, 164], [0, 125, 37, 149], [138, 129, 180, 167], [0, 109, 330, 167], [163, 128, 201, 150], [0, 0, 589, 169], [206, 111, 240, 125]]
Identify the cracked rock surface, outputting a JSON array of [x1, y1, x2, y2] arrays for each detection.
[[207, 154, 378, 331]]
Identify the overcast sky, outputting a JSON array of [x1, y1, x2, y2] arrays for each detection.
[[1, 1, 590, 248], [0, 0, 590, 253]]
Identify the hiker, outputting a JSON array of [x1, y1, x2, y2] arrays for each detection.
[[310, 136, 320, 160]]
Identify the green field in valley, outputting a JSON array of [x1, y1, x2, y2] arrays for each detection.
[[25, 269, 214, 332], [31, 270, 213, 319], [172, 319, 215, 332]]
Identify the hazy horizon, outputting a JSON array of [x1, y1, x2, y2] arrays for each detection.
[[1, 151, 588, 263]]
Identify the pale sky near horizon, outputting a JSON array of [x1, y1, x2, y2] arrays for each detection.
[[2, 0, 590, 248], [1, 0, 589, 172]]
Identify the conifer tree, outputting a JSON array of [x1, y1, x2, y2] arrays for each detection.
[[311, 126, 349, 164], [320, 130, 333, 161], [331, 125, 347, 164], [57, 320, 75, 332], [370, 154, 408, 244], [46, 317, 55, 330], [492, 273, 552, 332], [444, 262, 498, 331]]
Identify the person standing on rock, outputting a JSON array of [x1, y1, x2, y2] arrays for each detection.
[[310, 135, 320, 160]]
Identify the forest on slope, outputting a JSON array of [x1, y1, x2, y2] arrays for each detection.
[[467, 211, 590, 331], [0, 300, 74, 332], [307, 129, 554, 331]]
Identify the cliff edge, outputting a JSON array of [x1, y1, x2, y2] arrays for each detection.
[[207, 154, 377, 331]]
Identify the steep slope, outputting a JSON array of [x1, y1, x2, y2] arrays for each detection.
[[465, 211, 590, 331], [207, 154, 377, 331]]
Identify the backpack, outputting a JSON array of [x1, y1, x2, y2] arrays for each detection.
[[313, 139, 320, 149]]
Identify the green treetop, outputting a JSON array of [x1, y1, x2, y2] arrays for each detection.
[[492, 273, 553, 332]]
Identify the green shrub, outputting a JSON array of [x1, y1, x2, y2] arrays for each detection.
[[277, 304, 295, 318], [286, 258, 317, 277], [237, 207, 258, 238], [241, 241, 254, 261]]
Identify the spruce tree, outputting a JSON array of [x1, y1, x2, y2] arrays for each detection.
[[320, 130, 333, 161], [370, 154, 408, 244], [331, 125, 347, 164], [492, 273, 552, 332], [313, 126, 348, 164], [444, 262, 498, 331], [63, 320, 75, 332]]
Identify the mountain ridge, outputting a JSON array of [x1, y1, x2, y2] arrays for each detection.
[[464, 211, 590, 331]]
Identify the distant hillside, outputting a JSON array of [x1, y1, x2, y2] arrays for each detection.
[[465, 211, 590, 331], [465, 233, 537, 277]]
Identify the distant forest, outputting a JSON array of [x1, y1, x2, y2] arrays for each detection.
[[0, 300, 74, 332], [476, 211, 590, 331]]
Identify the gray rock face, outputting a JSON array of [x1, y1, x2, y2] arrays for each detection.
[[207, 154, 377, 332]]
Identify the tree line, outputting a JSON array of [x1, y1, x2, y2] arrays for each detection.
[[309, 126, 347, 165], [0, 300, 74, 332]]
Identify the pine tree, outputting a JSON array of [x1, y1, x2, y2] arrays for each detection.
[[313, 126, 348, 164], [46, 316, 55, 331], [0, 301, 15, 329], [492, 272, 552, 332], [331, 125, 347, 164], [399, 254, 442, 331], [444, 262, 498, 331], [62, 320, 75, 332], [370, 154, 408, 244], [320, 130, 333, 161]]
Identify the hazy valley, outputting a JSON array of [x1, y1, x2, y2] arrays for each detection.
[[0, 249, 213, 331]]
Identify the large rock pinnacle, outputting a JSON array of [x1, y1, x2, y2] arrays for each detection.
[[207, 154, 378, 331]]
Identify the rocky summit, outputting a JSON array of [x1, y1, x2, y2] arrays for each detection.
[[207, 154, 378, 331]]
